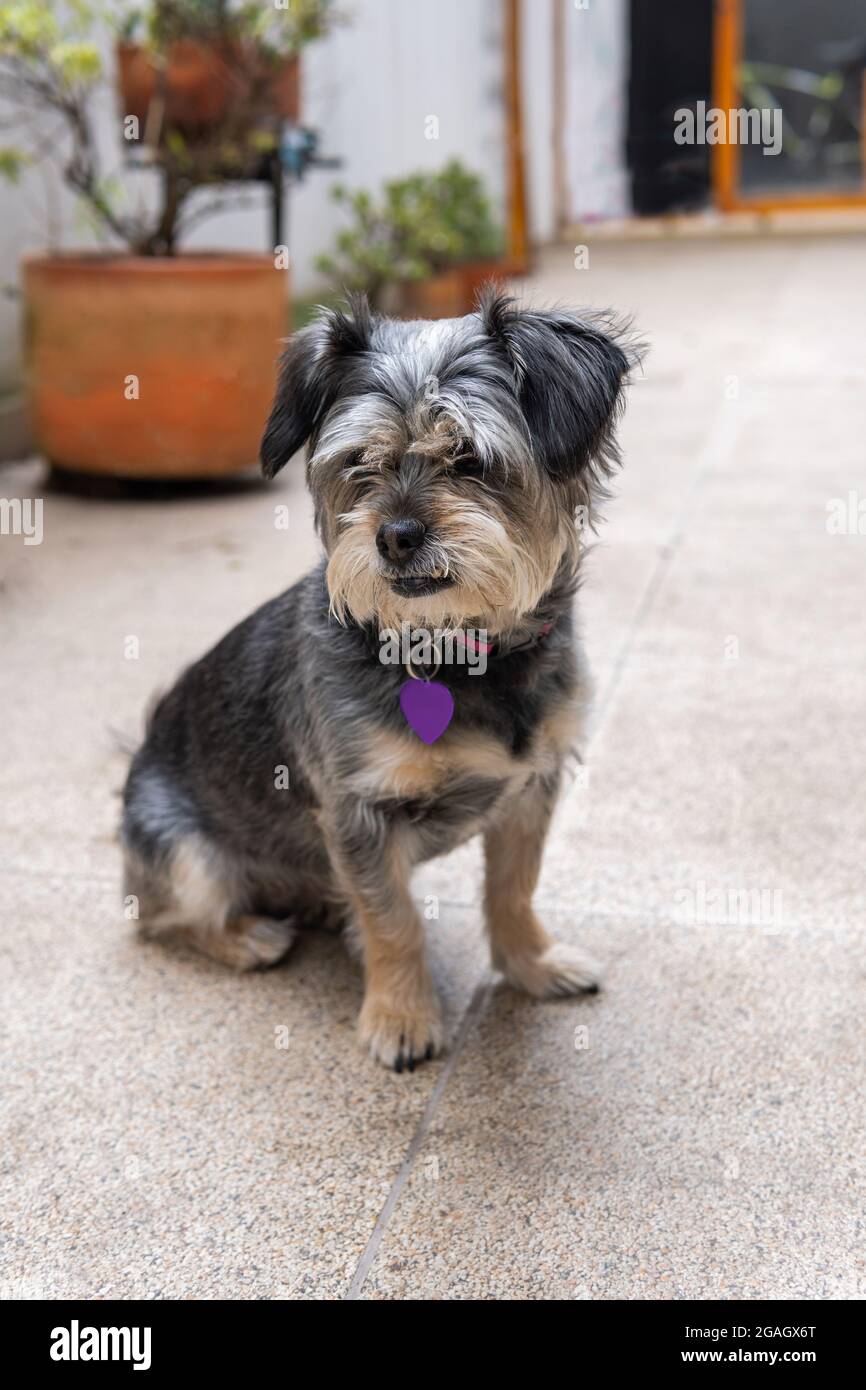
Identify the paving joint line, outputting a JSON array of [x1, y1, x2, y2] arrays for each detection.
[[343, 979, 491, 1300]]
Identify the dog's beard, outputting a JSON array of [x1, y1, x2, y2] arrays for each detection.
[[325, 500, 577, 633]]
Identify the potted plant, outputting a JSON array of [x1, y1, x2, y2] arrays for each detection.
[[0, 0, 338, 479], [116, 0, 335, 138], [315, 161, 511, 319]]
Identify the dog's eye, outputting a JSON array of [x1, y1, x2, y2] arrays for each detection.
[[449, 449, 485, 479], [342, 455, 379, 488]]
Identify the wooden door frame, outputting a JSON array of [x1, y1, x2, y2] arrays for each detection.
[[713, 0, 866, 211], [503, 0, 530, 271]]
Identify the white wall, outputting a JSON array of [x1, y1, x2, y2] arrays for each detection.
[[521, 0, 557, 244], [562, 0, 630, 222]]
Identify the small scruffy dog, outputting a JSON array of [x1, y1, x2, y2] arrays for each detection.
[[122, 289, 639, 1070]]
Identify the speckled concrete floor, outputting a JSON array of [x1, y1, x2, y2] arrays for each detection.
[[1, 238, 864, 1301]]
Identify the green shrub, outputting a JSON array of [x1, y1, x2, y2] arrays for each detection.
[[315, 161, 503, 308]]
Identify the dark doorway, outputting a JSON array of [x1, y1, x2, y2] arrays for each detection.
[[628, 0, 715, 214]]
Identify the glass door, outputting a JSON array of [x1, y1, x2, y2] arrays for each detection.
[[714, 0, 866, 209]]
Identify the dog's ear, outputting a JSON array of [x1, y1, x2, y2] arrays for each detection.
[[479, 289, 640, 481], [260, 294, 373, 478]]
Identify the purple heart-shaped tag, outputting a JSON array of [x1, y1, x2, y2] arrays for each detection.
[[399, 680, 454, 744]]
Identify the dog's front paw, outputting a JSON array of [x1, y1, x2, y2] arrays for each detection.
[[498, 940, 601, 999], [359, 991, 444, 1072]]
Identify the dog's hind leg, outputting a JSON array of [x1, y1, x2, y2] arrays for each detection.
[[123, 833, 296, 971]]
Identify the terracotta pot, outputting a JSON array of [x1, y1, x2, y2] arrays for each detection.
[[391, 258, 527, 319], [23, 254, 288, 479], [391, 268, 467, 320], [272, 54, 300, 122], [116, 41, 300, 138]]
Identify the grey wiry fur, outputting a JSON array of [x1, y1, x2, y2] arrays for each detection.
[[122, 291, 641, 1070]]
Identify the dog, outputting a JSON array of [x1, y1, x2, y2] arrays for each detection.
[[121, 288, 640, 1071]]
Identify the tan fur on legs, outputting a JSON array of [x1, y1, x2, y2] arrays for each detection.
[[354, 902, 443, 1070], [484, 777, 600, 997], [188, 914, 297, 971], [324, 824, 442, 1070]]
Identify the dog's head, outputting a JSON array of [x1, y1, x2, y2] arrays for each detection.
[[261, 289, 640, 631]]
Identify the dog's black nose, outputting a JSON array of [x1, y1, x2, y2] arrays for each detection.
[[376, 518, 426, 564]]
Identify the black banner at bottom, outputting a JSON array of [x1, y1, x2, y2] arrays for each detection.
[[1, 1297, 858, 1374]]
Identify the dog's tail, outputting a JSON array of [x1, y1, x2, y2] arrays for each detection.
[[108, 683, 170, 762]]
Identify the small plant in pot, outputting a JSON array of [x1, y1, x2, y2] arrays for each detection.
[[0, 0, 338, 479], [314, 161, 508, 319], [117, 0, 336, 155]]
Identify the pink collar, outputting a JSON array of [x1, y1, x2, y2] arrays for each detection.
[[454, 631, 494, 656], [455, 620, 554, 659]]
